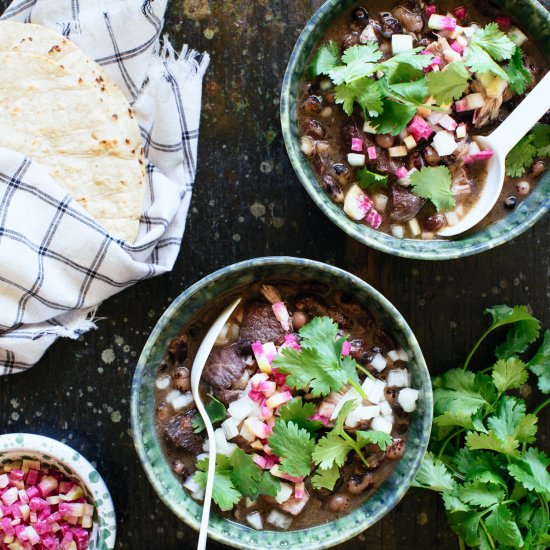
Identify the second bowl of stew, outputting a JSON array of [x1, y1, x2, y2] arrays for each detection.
[[281, 0, 550, 259], [131, 257, 432, 549]]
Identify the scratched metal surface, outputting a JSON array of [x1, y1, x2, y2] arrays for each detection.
[[0, 0, 548, 548]]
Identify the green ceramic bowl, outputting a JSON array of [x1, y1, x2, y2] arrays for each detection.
[[0, 433, 116, 550], [131, 257, 432, 549], [280, 0, 550, 260]]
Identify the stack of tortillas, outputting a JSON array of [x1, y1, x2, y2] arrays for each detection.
[[0, 22, 145, 242]]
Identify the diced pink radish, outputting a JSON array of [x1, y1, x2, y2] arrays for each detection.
[[341, 341, 351, 356], [428, 14, 457, 31], [395, 166, 409, 180], [0, 473, 9, 489], [450, 40, 463, 53], [9, 470, 24, 483], [455, 93, 484, 112], [58, 504, 86, 517], [25, 525, 41, 545], [496, 15, 511, 29], [25, 486, 39, 500], [266, 391, 293, 409], [42, 533, 60, 550], [18, 489, 29, 505], [259, 380, 277, 397], [251, 341, 273, 374], [250, 372, 269, 391], [407, 115, 433, 141], [47, 512, 63, 524], [454, 6, 467, 19], [272, 302, 291, 331], [1, 487, 18, 506], [438, 114, 458, 131], [425, 4, 437, 16], [463, 150, 494, 163], [29, 497, 48, 512], [270, 465, 303, 484], [367, 146, 377, 160], [282, 334, 301, 351], [344, 184, 373, 221], [248, 389, 264, 403], [71, 527, 90, 550], [351, 137, 363, 152], [365, 209, 383, 229], [1, 516, 16, 536], [37, 477, 58, 498], [271, 368, 287, 386], [58, 483, 73, 495], [309, 413, 329, 426], [294, 482, 305, 501], [318, 401, 336, 418], [25, 471, 39, 487]]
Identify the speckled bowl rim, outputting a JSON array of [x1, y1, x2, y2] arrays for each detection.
[[280, 0, 550, 260], [0, 433, 116, 550], [131, 256, 433, 550]]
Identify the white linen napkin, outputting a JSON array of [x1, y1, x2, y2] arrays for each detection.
[[0, 0, 209, 374]]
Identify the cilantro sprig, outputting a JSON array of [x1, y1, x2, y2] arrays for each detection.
[[194, 449, 280, 511], [414, 305, 550, 550], [273, 316, 366, 399], [409, 166, 456, 211], [506, 123, 550, 177]]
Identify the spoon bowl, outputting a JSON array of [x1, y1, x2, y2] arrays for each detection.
[[439, 71, 550, 237]]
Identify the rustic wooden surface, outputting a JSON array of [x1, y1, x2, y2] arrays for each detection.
[[0, 0, 548, 548]]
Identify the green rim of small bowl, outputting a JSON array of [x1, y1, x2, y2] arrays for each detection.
[[0, 433, 116, 550], [130, 256, 432, 550], [280, 0, 550, 260]]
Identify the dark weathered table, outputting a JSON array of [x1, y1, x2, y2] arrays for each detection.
[[0, 0, 548, 548]]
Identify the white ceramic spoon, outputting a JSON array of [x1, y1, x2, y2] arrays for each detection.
[[438, 70, 550, 238], [191, 297, 242, 550]]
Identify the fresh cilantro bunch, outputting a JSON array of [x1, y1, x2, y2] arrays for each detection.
[[267, 397, 392, 486], [414, 305, 550, 549], [273, 316, 366, 399], [506, 123, 550, 177], [194, 448, 280, 511]]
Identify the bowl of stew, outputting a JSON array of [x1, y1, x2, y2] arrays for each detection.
[[0, 433, 116, 550], [280, 0, 550, 259], [131, 257, 432, 549]]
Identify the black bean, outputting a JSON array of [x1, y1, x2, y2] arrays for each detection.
[[379, 12, 402, 38], [407, 151, 425, 171], [347, 472, 374, 494], [424, 214, 446, 231], [423, 145, 440, 166], [352, 7, 369, 27], [321, 175, 344, 203], [328, 493, 352, 513], [342, 32, 360, 50], [301, 95, 323, 115], [504, 196, 517, 209], [302, 119, 326, 140], [530, 160, 546, 177]]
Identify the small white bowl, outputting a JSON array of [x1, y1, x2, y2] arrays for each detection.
[[0, 433, 116, 549]]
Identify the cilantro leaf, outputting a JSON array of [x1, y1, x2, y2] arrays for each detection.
[[278, 398, 323, 433], [434, 411, 475, 430], [485, 504, 524, 548], [491, 358, 529, 392], [253, 471, 281, 500], [442, 493, 471, 512], [505, 134, 537, 177], [531, 123, 550, 157], [384, 78, 428, 105], [356, 168, 388, 189], [274, 316, 363, 397], [370, 99, 417, 136], [487, 396, 537, 444], [448, 510, 484, 546], [194, 456, 242, 511], [494, 309, 540, 360], [505, 46, 532, 94], [308, 40, 340, 78], [456, 481, 505, 507], [312, 431, 351, 470], [341, 42, 382, 66], [433, 369, 488, 416], [229, 448, 263, 498], [465, 43, 509, 80], [507, 448, 550, 497], [268, 420, 315, 477], [465, 431, 520, 456], [486, 305, 540, 345], [192, 395, 227, 432], [426, 61, 471, 105], [454, 449, 508, 483], [379, 48, 434, 75], [356, 431, 393, 451], [471, 23, 516, 61], [328, 42, 382, 85], [409, 166, 455, 211], [413, 452, 456, 493], [334, 77, 383, 117], [311, 464, 341, 490], [528, 330, 550, 394]]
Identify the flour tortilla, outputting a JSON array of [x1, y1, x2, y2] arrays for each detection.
[[0, 23, 145, 242]]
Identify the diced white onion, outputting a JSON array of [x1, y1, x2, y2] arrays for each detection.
[[391, 34, 413, 54], [398, 388, 419, 412], [155, 376, 171, 390], [370, 353, 387, 372], [246, 511, 264, 530], [391, 225, 405, 239], [221, 417, 239, 440], [379, 400, 393, 416], [398, 349, 409, 362], [330, 387, 362, 420], [432, 131, 458, 156], [373, 194, 388, 212], [344, 184, 369, 221], [171, 392, 194, 411], [240, 421, 256, 443], [445, 211, 459, 226], [275, 482, 293, 504], [387, 350, 399, 362], [228, 396, 257, 422], [387, 368, 411, 388], [345, 405, 381, 428], [215, 322, 231, 346], [347, 153, 366, 167], [165, 389, 181, 404], [408, 218, 421, 236], [388, 146, 408, 157], [267, 509, 293, 530], [366, 379, 386, 405], [370, 416, 393, 434], [196, 453, 208, 461], [185, 475, 205, 501]]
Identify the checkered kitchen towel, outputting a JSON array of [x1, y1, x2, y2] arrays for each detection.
[[0, 0, 209, 373]]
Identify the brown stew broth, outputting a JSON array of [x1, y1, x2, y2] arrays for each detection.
[[298, 0, 548, 239], [154, 279, 413, 530]]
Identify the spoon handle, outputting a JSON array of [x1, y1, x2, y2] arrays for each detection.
[[485, 70, 550, 156]]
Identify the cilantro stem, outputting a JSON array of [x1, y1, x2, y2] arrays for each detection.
[[347, 376, 368, 400], [479, 519, 496, 550], [437, 428, 465, 459], [356, 363, 376, 380], [462, 327, 494, 370], [458, 536, 466, 550], [533, 396, 550, 416], [340, 430, 370, 468]]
